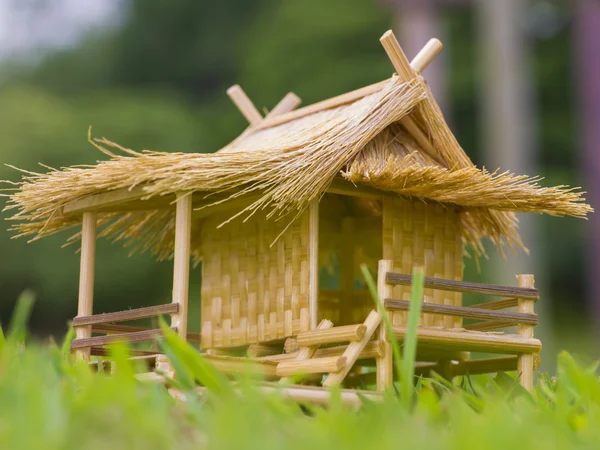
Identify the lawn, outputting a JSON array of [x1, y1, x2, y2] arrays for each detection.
[[1, 286, 599, 449]]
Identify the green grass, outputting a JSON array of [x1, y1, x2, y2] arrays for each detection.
[[2, 285, 600, 449]]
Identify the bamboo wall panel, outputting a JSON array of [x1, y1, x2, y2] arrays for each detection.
[[200, 210, 310, 348], [382, 196, 463, 328]]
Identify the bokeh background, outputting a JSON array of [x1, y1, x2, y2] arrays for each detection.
[[0, 0, 597, 370]]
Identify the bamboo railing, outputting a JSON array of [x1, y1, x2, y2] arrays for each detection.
[[71, 303, 187, 352], [377, 259, 541, 391]]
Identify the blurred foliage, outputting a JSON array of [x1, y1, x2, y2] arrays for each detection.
[[0, 0, 590, 346], [1, 293, 600, 449]]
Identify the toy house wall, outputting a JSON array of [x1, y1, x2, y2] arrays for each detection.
[[382, 196, 464, 328], [199, 209, 311, 349]]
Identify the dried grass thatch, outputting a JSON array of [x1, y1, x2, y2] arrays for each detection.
[[2, 74, 591, 260]]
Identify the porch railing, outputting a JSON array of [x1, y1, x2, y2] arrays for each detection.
[[71, 303, 200, 354], [375, 259, 540, 392]]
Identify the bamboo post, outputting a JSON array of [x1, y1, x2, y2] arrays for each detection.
[[226, 85, 263, 125], [517, 274, 536, 391], [376, 260, 394, 390], [308, 199, 319, 329], [171, 193, 193, 340], [75, 211, 97, 360]]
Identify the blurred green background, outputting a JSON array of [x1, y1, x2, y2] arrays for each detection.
[[0, 0, 596, 368]]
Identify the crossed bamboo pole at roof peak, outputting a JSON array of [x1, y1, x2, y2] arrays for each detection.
[[225, 30, 444, 166]]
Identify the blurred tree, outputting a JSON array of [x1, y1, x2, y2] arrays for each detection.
[[239, 0, 391, 108], [0, 0, 591, 351], [0, 84, 201, 334]]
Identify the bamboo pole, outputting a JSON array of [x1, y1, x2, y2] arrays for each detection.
[[226, 84, 263, 125], [323, 310, 382, 387], [296, 324, 365, 347], [267, 92, 302, 117], [410, 38, 443, 74], [261, 383, 383, 407], [379, 30, 444, 166], [279, 319, 333, 383], [260, 339, 383, 363], [247, 343, 283, 358], [308, 199, 319, 329], [75, 211, 97, 360], [276, 356, 346, 377], [376, 260, 394, 391], [517, 274, 536, 391], [291, 320, 333, 359], [172, 193, 192, 340]]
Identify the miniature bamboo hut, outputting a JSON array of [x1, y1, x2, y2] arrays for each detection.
[[3, 30, 592, 397]]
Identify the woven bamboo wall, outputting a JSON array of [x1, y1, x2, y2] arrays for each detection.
[[382, 196, 463, 328], [199, 210, 310, 349]]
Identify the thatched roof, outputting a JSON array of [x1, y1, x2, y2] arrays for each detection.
[[2, 74, 592, 260]]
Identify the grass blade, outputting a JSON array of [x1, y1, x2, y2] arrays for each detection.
[[7, 290, 35, 345], [401, 266, 424, 408], [61, 324, 76, 359]]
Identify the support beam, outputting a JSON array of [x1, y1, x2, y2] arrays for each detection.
[[376, 260, 394, 391], [171, 193, 193, 340], [62, 186, 157, 215], [75, 211, 97, 359], [226, 84, 263, 125], [517, 274, 536, 391]]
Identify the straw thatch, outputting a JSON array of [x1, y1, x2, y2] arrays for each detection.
[[2, 74, 592, 260]]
